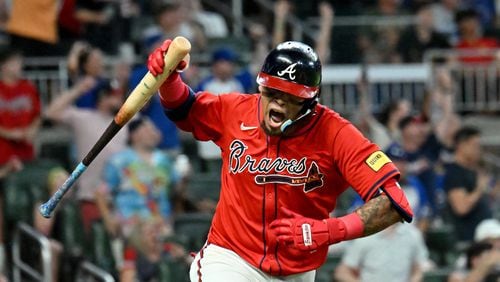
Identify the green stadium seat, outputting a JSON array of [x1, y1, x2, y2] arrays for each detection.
[[316, 253, 342, 282], [88, 221, 116, 275], [3, 159, 62, 240], [173, 213, 213, 252], [56, 201, 85, 258], [425, 225, 459, 267], [159, 257, 190, 282], [186, 173, 221, 203], [423, 267, 454, 282]]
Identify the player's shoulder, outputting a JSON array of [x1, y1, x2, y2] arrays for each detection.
[[315, 104, 352, 131], [215, 92, 259, 110]]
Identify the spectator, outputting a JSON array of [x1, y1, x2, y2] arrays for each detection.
[[314, 2, 335, 64], [449, 218, 500, 282], [430, 0, 461, 44], [5, 0, 61, 56], [443, 127, 494, 242], [419, 67, 461, 164], [397, 2, 451, 63], [121, 218, 191, 281], [461, 241, 500, 282], [196, 47, 253, 94], [129, 31, 182, 156], [334, 223, 429, 282], [66, 42, 109, 109], [0, 48, 41, 166], [384, 147, 433, 231], [145, 1, 206, 54], [357, 93, 412, 150], [75, 0, 120, 54], [184, 0, 228, 39], [385, 116, 443, 218], [195, 47, 253, 166], [0, 157, 22, 276], [357, 0, 407, 63], [45, 78, 127, 234], [454, 8, 498, 64], [33, 166, 69, 282], [95, 116, 183, 277]]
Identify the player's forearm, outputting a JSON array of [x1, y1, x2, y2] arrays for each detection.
[[158, 73, 189, 109], [355, 194, 402, 236]]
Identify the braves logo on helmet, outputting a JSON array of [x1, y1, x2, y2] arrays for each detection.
[[277, 63, 298, 80]]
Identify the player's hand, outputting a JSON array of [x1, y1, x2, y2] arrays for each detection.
[[147, 39, 188, 77], [269, 207, 345, 251]]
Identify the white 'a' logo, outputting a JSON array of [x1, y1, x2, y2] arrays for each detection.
[[277, 63, 297, 80]]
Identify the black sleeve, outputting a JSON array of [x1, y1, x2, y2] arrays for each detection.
[[443, 164, 465, 193]]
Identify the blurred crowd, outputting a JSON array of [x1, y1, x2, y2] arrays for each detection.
[[0, 0, 499, 281]]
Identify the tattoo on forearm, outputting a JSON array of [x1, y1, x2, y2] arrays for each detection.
[[355, 194, 402, 236]]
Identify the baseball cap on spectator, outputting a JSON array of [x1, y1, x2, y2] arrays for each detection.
[[212, 47, 237, 63], [142, 28, 163, 53], [474, 218, 500, 242], [385, 143, 407, 161], [398, 115, 421, 131], [455, 8, 479, 24]]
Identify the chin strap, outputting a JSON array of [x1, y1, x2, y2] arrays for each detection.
[[280, 97, 318, 133]]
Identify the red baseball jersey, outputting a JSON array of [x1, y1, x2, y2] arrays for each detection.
[[176, 92, 399, 276], [0, 80, 41, 164]]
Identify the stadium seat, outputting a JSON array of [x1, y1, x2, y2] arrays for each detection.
[[316, 253, 342, 282], [186, 173, 221, 203], [3, 159, 61, 240], [173, 213, 213, 252], [425, 225, 459, 267], [88, 221, 116, 276], [159, 257, 190, 282], [423, 267, 454, 282], [56, 201, 85, 258]]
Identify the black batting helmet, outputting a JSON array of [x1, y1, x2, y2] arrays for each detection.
[[256, 41, 321, 99]]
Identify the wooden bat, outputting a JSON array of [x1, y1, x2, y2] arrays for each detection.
[[39, 36, 191, 218]]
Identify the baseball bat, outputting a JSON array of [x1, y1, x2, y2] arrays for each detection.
[[39, 36, 191, 218]]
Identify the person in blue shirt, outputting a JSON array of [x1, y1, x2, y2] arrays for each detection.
[[128, 32, 181, 155], [96, 116, 179, 238]]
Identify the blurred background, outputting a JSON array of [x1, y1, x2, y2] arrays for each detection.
[[0, 0, 499, 281]]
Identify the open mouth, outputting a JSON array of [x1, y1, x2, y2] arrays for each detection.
[[268, 109, 286, 128]]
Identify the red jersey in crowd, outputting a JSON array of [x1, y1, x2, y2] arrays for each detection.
[[0, 79, 41, 164], [455, 37, 499, 64]]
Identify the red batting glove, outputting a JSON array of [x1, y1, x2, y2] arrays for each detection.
[[147, 40, 187, 77], [147, 39, 189, 109], [269, 207, 349, 251]]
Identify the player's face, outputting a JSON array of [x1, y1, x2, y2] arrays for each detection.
[[259, 86, 305, 135]]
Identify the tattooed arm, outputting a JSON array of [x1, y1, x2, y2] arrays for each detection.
[[355, 194, 402, 236]]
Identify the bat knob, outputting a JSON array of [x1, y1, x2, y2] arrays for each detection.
[[39, 203, 53, 218]]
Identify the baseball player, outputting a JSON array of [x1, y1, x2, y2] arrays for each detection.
[[147, 40, 414, 282]]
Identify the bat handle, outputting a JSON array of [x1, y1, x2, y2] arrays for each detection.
[[39, 162, 88, 218]]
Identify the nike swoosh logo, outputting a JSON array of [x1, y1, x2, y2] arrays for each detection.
[[240, 122, 258, 131]]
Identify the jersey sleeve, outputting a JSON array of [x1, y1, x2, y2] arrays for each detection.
[[333, 123, 400, 202], [175, 92, 224, 143]]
